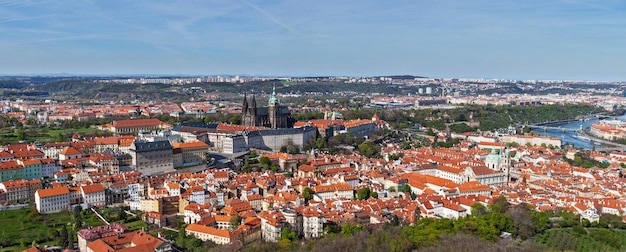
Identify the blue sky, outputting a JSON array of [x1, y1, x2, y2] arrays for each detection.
[[1, 0, 625, 80]]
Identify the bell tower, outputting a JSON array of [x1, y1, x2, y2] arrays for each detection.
[[268, 85, 279, 128]]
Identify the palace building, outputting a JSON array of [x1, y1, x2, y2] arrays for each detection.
[[241, 86, 295, 129]]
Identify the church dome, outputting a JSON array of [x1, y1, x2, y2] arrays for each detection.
[[485, 148, 501, 163]]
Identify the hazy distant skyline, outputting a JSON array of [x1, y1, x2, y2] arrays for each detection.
[[1, 0, 626, 80]]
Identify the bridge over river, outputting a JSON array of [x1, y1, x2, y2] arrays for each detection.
[[526, 125, 581, 133], [528, 113, 626, 151]]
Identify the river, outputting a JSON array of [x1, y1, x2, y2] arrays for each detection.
[[535, 113, 626, 150]]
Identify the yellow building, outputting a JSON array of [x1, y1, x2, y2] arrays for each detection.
[[172, 141, 209, 166]]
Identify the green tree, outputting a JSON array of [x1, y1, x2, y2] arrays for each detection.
[[67, 228, 74, 249], [280, 227, 297, 241], [59, 225, 68, 248], [341, 223, 364, 237], [315, 138, 326, 149], [227, 114, 241, 124], [302, 187, 314, 202], [582, 160, 594, 168], [28, 208, 42, 222], [398, 184, 411, 193], [358, 141, 380, 158], [259, 156, 271, 165], [471, 203, 488, 216], [270, 163, 278, 172], [489, 196, 509, 214], [401, 141, 412, 150], [118, 210, 127, 222], [229, 215, 241, 230], [16, 129, 25, 141], [425, 128, 435, 136], [357, 187, 372, 200]]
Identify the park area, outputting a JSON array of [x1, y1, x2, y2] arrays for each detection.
[[0, 206, 170, 251], [0, 126, 103, 145], [0, 208, 74, 251]]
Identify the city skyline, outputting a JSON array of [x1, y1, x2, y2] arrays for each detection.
[[1, 0, 626, 81]]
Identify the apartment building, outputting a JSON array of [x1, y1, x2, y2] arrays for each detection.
[[35, 186, 70, 214], [81, 184, 106, 208], [130, 140, 174, 175]]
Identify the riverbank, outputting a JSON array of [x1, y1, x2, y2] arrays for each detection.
[[536, 112, 626, 150], [578, 129, 626, 151]]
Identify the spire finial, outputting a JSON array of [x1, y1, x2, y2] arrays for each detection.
[[268, 84, 279, 105]]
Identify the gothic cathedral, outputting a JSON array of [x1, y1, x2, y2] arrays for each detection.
[[241, 85, 295, 129]]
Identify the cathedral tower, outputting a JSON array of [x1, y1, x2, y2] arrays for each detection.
[[268, 85, 279, 129]]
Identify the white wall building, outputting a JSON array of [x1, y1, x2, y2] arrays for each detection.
[[35, 186, 70, 214]]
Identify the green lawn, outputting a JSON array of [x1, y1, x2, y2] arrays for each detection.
[[80, 209, 106, 228], [0, 207, 148, 251], [125, 220, 147, 231], [45, 127, 101, 136], [0, 208, 73, 251], [96, 207, 146, 231]]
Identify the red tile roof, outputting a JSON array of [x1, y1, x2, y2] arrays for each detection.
[[81, 184, 105, 194], [186, 224, 234, 238], [37, 186, 69, 198], [60, 147, 82, 156], [112, 118, 165, 128], [171, 141, 209, 149], [0, 160, 21, 170]]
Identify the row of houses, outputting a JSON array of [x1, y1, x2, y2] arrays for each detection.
[[35, 183, 105, 213]]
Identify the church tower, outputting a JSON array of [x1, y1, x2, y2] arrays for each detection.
[[242, 94, 250, 126], [268, 85, 279, 128], [250, 94, 257, 126], [240, 85, 294, 128], [502, 147, 512, 183], [242, 93, 259, 126]]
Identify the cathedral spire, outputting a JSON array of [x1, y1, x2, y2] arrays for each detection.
[[268, 84, 279, 105], [242, 93, 248, 112], [251, 94, 257, 115]]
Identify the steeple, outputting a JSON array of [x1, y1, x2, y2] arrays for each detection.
[[268, 84, 279, 105], [251, 94, 257, 115], [242, 93, 249, 113]]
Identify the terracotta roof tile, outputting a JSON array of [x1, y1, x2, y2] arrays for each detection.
[[37, 186, 69, 198]]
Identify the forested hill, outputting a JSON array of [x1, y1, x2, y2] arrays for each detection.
[[219, 199, 626, 252], [0, 80, 31, 89]]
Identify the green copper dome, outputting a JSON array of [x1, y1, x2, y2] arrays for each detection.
[[485, 148, 501, 163]]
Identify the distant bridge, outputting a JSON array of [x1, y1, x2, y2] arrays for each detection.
[[530, 113, 605, 128], [533, 119, 582, 127], [595, 146, 626, 152], [526, 125, 580, 133], [577, 131, 626, 152]]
